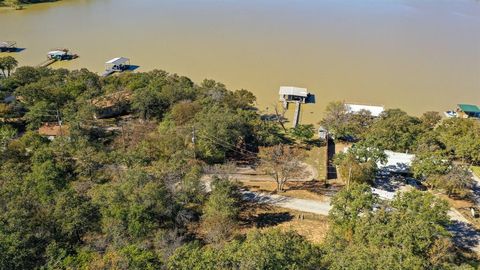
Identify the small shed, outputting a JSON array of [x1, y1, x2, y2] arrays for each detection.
[[345, 103, 385, 117], [318, 126, 328, 140], [279, 86, 309, 103], [105, 57, 130, 72], [456, 104, 480, 118]]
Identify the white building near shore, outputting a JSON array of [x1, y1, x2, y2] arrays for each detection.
[[345, 103, 385, 117]]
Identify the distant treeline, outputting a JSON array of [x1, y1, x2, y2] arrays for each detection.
[[0, 0, 58, 8]]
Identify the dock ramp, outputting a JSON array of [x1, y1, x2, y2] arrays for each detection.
[[292, 102, 301, 128]]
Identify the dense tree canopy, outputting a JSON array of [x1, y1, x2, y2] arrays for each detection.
[[0, 66, 478, 269], [323, 184, 469, 270]]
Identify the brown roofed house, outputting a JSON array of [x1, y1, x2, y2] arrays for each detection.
[[38, 123, 70, 140]]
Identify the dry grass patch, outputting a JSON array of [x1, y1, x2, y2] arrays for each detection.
[[304, 146, 327, 181], [239, 203, 329, 244], [240, 180, 329, 202]]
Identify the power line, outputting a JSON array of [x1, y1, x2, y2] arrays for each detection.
[[195, 132, 257, 159]]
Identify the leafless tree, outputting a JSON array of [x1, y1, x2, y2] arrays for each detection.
[[259, 144, 306, 192]]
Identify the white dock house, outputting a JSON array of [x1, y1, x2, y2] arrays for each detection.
[[345, 103, 385, 117], [0, 41, 16, 52], [103, 57, 130, 76], [279, 86, 309, 107], [278, 86, 310, 128]]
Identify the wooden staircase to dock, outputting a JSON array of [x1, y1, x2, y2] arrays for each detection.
[[37, 59, 57, 68], [292, 101, 301, 128]]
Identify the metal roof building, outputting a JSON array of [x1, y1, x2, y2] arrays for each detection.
[[457, 104, 480, 118], [278, 86, 309, 98], [345, 103, 385, 117], [377, 150, 415, 174], [106, 57, 130, 66]]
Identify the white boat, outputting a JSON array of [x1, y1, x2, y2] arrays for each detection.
[[444, 110, 457, 118]]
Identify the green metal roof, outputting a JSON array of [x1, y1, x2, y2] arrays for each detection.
[[458, 104, 480, 113]]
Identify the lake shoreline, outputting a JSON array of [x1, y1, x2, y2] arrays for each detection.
[[1, 0, 478, 122]]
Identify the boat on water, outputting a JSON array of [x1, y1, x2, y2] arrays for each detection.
[[47, 49, 78, 60], [444, 110, 457, 118]]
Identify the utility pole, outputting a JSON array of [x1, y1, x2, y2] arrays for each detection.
[[56, 109, 63, 136], [347, 167, 352, 190], [192, 125, 196, 160]]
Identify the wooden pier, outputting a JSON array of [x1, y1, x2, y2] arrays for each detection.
[[278, 86, 309, 128], [37, 59, 57, 68], [292, 101, 301, 128], [102, 70, 116, 77], [36, 49, 78, 68]]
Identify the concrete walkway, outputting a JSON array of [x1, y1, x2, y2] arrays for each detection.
[[242, 191, 331, 215]]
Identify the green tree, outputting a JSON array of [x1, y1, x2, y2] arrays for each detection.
[[0, 56, 18, 77], [194, 105, 251, 163], [201, 177, 241, 244], [92, 170, 176, 243], [437, 118, 480, 164], [412, 150, 451, 180], [363, 109, 423, 152], [427, 165, 474, 197], [324, 188, 455, 270], [0, 124, 16, 150], [290, 124, 315, 145], [319, 101, 373, 140], [168, 229, 323, 270], [334, 144, 385, 187], [327, 183, 376, 238]]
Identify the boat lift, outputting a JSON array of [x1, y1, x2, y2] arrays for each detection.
[[38, 48, 78, 67], [0, 41, 17, 52], [102, 57, 130, 77]]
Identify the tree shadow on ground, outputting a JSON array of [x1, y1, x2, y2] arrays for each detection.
[[286, 180, 341, 197], [253, 212, 293, 228], [240, 200, 293, 229], [448, 221, 480, 250], [327, 138, 337, 179]]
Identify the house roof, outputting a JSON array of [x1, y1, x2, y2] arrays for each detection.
[[278, 86, 308, 97], [38, 123, 70, 137], [377, 150, 415, 174], [106, 57, 129, 65], [48, 50, 67, 56], [458, 104, 480, 114], [0, 41, 15, 47], [345, 103, 385, 117]]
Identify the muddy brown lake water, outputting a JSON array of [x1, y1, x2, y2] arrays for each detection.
[[1, 0, 479, 124]]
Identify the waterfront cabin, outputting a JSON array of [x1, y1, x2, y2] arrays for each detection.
[[456, 104, 480, 119], [279, 86, 309, 104], [105, 57, 130, 72], [0, 41, 16, 52], [345, 103, 384, 117]]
